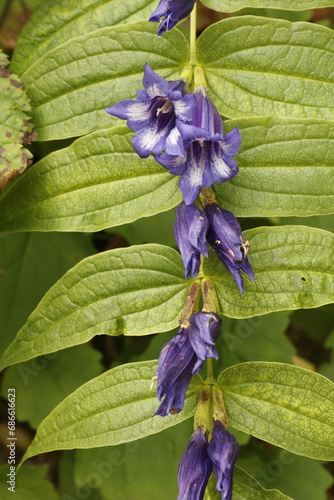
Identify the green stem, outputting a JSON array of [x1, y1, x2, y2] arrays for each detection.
[[189, 2, 197, 65], [206, 358, 214, 381]]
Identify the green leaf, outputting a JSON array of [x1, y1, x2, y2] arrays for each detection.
[[204, 225, 334, 318], [21, 360, 198, 462], [0, 232, 95, 358], [319, 361, 334, 382], [218, 362, 334, 460], [1, 344, 102, 428], [205, 467, 291, 499], [325, 328, 334, 349], [0, 126, 181, 233], [216, 466, 292, 499], [0, 244, 189, 370], [3, 117, 334, 232], [264, 454, 332, 500], [0, 465, 60, 500], [197, 17, 334, 119], [215, 117, 334, 217], [0, 50, 34, 191], [219, 312, 295, 367], [283, 214, 334, 234], [15, 21, 188, 140], [290, 304, 334, 342], [59, 451, 99, 500], [201, 0, 334, 11], [11, 0, 157, 75], [234, 8, 312, 22], [74, 420, 193, 500], [111, 207, 176, 247], [238, 449, 333, 500]]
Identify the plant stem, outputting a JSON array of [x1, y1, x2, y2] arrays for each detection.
[[206, 358, 214, 381], [189, 3, 197, 65]]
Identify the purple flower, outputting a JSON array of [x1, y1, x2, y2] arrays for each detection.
[[105, 63, 196, 158], [178, 422, 239, 500], [174, 202, 209, 279], [149, 0, 197, 36], [207, 421, 239, 500], [189, 311, 220, 373], [155, 87, 241, 205], [204, 203, 254, 294], [177, 428, 212, 500], [155, 312, 221, 416]]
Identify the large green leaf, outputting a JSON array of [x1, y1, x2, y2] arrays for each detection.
[[204, 225, 334, 318], [0, 465, 59, 500], [218, 362, 334, 460], [216, 117, 334, 217], [0, 244, 189, 370], [201, 0, 334, 11], [219, 312, 295, 368], [197, 17, 334, 120], [14, 22, 188, 140], [11, 0, 157, 75], [0, 126, 181, 233], [238, 451, 332, 500], [74, 420, 193, 500], [0, 232, 95, 357], [1, 344, 102, 428], [21, 360, 198, 462]]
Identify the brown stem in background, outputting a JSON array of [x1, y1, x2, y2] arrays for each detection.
[[0, 0, 13, 31]]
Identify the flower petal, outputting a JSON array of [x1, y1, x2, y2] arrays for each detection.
[[174, 202, 209, 279], [165, 126, 185, 156], [189, 312, 221, 373], [177, 428, 212, 500], [154, 328, 197, 416], [204, 203, 254, 294], [207, 142, 239, 184], [142, 62, 169, 97], [149, 0, 196, 36], [104, 99, 151, 122], [174, 93, 198, 122], [220, 126, 242, 156], [207, 422, 239, 500]]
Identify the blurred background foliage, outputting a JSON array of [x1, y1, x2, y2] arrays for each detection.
[[0, 1, 333, 499]]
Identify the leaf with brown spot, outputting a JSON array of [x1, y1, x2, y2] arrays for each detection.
[[0, 49, 35, 191]]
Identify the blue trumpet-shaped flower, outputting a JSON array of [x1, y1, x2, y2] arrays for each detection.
[[178, 422, 239, 500], [154, 312, 221, 416], [155, 87, 241, 205], [149, 0, 197, 36], [204, 203, 254, 294], [177, 428, 212, 500], [174, 202, 209, 279], [105, 63, 196, 158], [207, 421, 239, 500]]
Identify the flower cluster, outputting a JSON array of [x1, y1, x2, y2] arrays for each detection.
[[105, 11, 248, 498], [105, 64, 241, 205], [155, 88, 240, 205], [154, 311, 221, 416], [105, 63, 196, 159], [174, 201, 254, 294], [178, 422, 239, 500]]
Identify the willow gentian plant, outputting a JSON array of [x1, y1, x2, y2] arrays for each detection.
[[0, 0, 333, 499]]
